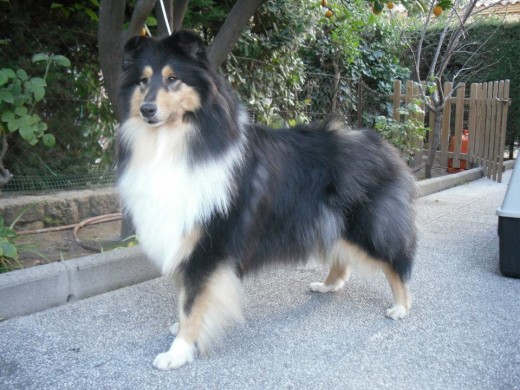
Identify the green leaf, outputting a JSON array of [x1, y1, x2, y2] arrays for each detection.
[[1, 111, 15, 122], [16, 69, 29, 81], [145, 16, 157, 26], [0, 89, 14, 103], [7, 118, 21, 132], [0, 68, 17, 80], [14, 106, 27, 116], [42, 133, 55, 147], [32, 53, 49, 63], [3, 228, 17, 238], [19, 126, 37, 143], [0, 242, 18, 260], [37, 121, 47, 132], [52, 55, 71, 67], [27, 114, 40, 126], [32, 85, 45, 102], [84, 8, 98, 22], [29, 77, 47, 87]]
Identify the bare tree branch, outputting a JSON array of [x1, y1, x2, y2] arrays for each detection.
[[98, 0, 127, 121], [173, 0, 189, 32], [207, 0, 264, 69], [155, 0, 175, 36], [125, 0, 157, 42]]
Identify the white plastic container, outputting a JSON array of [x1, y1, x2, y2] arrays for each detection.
[[496, 163, 520, 278]]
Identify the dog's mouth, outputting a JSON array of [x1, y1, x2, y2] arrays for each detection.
[[139, 111, 179, 127], [142, 117, 163, 126]]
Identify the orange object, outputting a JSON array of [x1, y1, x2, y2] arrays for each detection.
[[447, 129, 469, 173], [433, 5, 443, 16]]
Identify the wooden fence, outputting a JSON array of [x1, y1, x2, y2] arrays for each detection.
[[392, 79, 511, 182]]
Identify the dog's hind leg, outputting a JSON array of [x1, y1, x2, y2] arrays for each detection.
[[153, 263, 244, 370], [310, 260, 351, 293], [380, 263, 411, 320], [310, 241, 351, 293]]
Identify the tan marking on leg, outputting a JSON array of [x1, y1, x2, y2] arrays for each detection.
[[153, 264, 244, 370], [324, 261, 350, 285], [381, 263, 411, 320], [341, 240, 411, 319], [310, 241, 351, 293], [164, 226, 202, 276], [310, 261, 350, 293], [312, 239, 411, 319]]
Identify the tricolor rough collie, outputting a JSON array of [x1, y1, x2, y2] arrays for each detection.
[[117, 30, 416, 370]]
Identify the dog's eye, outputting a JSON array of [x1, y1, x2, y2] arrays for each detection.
[[139, 77, 148, 87], [167, 75, 178, 84]]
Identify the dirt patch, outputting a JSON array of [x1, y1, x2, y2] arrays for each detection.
[[14, 219, 124, 269]]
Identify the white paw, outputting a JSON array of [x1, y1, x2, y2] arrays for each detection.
[[385, 304, 408, 320], [169, 322, 179, 336], [310, 280, 345, 293], [153, 338, 195, 370]]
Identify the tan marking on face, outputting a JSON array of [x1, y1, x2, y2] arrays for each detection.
[[143, 66, 153, 79], [154, 83, 201, 125], [130, 87, 144, 118], [161, 65, 175, 79], [128, 66, 152, 119]]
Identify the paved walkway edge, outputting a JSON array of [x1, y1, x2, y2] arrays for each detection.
[[0, 161, 515, 320], [0, 247, 160, 320]]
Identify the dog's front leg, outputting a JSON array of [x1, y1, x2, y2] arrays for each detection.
[[153, 262, 244, 370]]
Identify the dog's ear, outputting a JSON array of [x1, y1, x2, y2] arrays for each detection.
[[122, 36, 150, 70], [167, 30, 208, 64]]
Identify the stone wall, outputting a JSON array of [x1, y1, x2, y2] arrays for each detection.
[[0, 188, 120, 231]]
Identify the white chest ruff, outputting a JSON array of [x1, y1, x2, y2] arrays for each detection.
[[119, 131, 243, 275]]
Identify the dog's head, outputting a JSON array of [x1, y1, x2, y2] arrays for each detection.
[[119, 31, 212, 126]]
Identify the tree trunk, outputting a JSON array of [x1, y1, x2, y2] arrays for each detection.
[[425, 107, 443, 178], [156, 0, 173, 37], [173, 0, 189, 32], [98, 0, 127, 121], [207, 0, 265, 69]]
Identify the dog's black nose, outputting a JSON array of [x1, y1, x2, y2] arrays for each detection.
[[140, 103, 157, 119]]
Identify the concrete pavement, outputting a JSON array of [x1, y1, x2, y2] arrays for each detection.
[[0, 169, 519, 389]]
